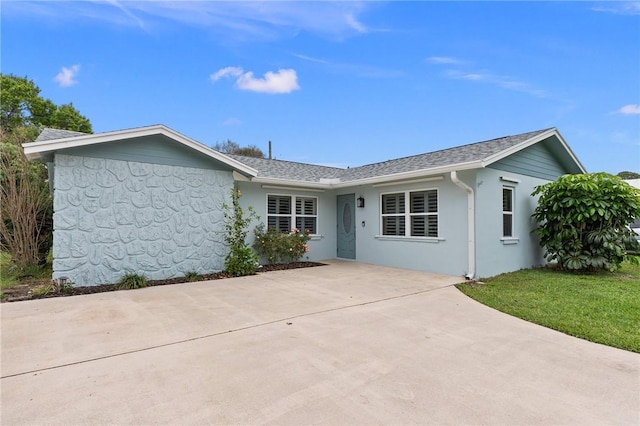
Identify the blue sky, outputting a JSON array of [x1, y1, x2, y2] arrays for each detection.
[[3, 1, 639, 173]]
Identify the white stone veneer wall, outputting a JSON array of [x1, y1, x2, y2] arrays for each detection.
[[52, 154, 233, 286]]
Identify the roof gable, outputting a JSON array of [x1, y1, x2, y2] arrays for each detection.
[[24, 126, 586, 187], [230, 128, 585, 187], [23, 125, 257, 177]]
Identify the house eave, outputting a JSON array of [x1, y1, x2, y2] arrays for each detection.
[[23, 124, 258, 177], [250, 177, 332, 190], [332, 161, 482, 188], [250, 161, 483, 189], [481, 128, 587, 174]]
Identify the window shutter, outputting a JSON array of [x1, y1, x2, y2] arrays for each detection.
[[411, 216, 425, 236], [427, 190, 438, 213], [427, 215, 438, 237], [411, 192, 425, 213]]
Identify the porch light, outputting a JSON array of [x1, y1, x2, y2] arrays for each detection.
[[357, 196, 365, 208]]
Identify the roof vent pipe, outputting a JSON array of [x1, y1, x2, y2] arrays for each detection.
[[450, 171, 475, 279]]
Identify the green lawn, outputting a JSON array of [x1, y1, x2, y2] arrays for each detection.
[[456, 261, 640, 353]]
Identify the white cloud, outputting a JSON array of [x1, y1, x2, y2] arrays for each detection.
[[292, 53, 402, 79], [210, 67, 244, 81], [5, 2, 374, 41], [617, 104, 640, 115], [592, 2, 640, 16], [221, 117, 242, 126], [54, 64, 80, 87], [237, 69, 300, 94], [211, 67, 300, 94], [426, 56, 463, 65], [444, 69, 548, 98]]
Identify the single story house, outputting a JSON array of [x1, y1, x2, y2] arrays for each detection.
[[23, 125, 586, 285]]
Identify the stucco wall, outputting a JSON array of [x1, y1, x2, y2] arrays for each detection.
[[52, 154, 233, 286], [345, 173, 471, 278], [235, 182, 337, 262], [474, 167, 547, 278]]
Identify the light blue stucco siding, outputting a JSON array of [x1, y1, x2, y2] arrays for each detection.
[[346, 173, 471, 278], [52, 154, 233, 286], [235, 182, 337, 263], [474, 168, 549, 278]]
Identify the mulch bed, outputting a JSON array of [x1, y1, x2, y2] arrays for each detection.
[[1, 262, 325, 303]]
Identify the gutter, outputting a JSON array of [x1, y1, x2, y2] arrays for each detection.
[[450, 171, 475, 279]]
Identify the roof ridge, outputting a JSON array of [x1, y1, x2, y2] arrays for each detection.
[[351, 128, 553, 168], [228, 154, 346, 171]]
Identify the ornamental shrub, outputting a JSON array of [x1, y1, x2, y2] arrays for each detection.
[[253, 223, 311, 264], [532, 173, 640, 272], [222, 184, 259, 277], [116, 272, 148, 290]]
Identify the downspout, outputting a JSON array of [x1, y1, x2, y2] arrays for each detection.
[[450, 171, 475, 279]]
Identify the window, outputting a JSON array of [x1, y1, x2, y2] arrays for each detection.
[[267, 195, 317, 234], [381, 189, 438, 237], [296, 197, 317, 234], [502, 187, 514, 237]]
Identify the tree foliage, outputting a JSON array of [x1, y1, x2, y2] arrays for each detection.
[[532, 173, 640, 272], [213, 139, 265, 158], [1, 74, 93, 268], [1, 74, 92, 133], [617, 171, 640, 180]]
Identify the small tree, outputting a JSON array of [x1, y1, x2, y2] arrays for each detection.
[[213, 139, 265, 158], [1, 74, 92, 268], [617, 171, 640, 180], [532, 173, 640, 272], [222, 184, 259, 277]]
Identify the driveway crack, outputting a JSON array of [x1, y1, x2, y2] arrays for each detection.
[[1, 283, 455, 379]]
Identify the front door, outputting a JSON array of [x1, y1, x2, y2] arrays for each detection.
[[337, 194, 356, 259]]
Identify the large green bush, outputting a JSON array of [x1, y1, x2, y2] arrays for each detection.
[[253, 224, 311, 264], [532, 173, 640, 271]]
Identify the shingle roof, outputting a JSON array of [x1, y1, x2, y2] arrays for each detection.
[[35, 128, 88, 142], [227, 155, 343, 182], [230, 128, 553, 184], [33, 126, 567, 184]]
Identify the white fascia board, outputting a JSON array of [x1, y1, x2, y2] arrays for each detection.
[[548, 129, 587, 173], [480, 128, 557, 167], [331, 161, 482, 188], [481, 128, 587, 173], [159, 126, 258, 177], [251, 177, 331, 190], [250, 161, 482, 189], [23, 124, 258, 177]]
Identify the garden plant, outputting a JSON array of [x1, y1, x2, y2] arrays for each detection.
[[532, 173, 640, 271], [253, 223, 311, 264]]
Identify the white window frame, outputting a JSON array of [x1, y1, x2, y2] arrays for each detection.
[[502, 186, 514, 238], [266, 193, 318, 235], [379, 188, 439, 238]]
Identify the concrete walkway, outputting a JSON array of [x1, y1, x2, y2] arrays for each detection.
[[1, 260, 638, 425]]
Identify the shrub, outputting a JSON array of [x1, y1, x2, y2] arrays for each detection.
[[253, 223, 311, 264], [184, 271, 201, 282], [532, 173, 640, 272], [222, 184, 259, 277], [1, 130, 53, 268], [116, 272, 148, 290]]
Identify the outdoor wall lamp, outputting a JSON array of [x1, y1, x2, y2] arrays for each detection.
[[357, 196, 365, 208]]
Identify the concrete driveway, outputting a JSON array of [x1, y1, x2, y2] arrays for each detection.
[[1, 260, 638, 425]]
